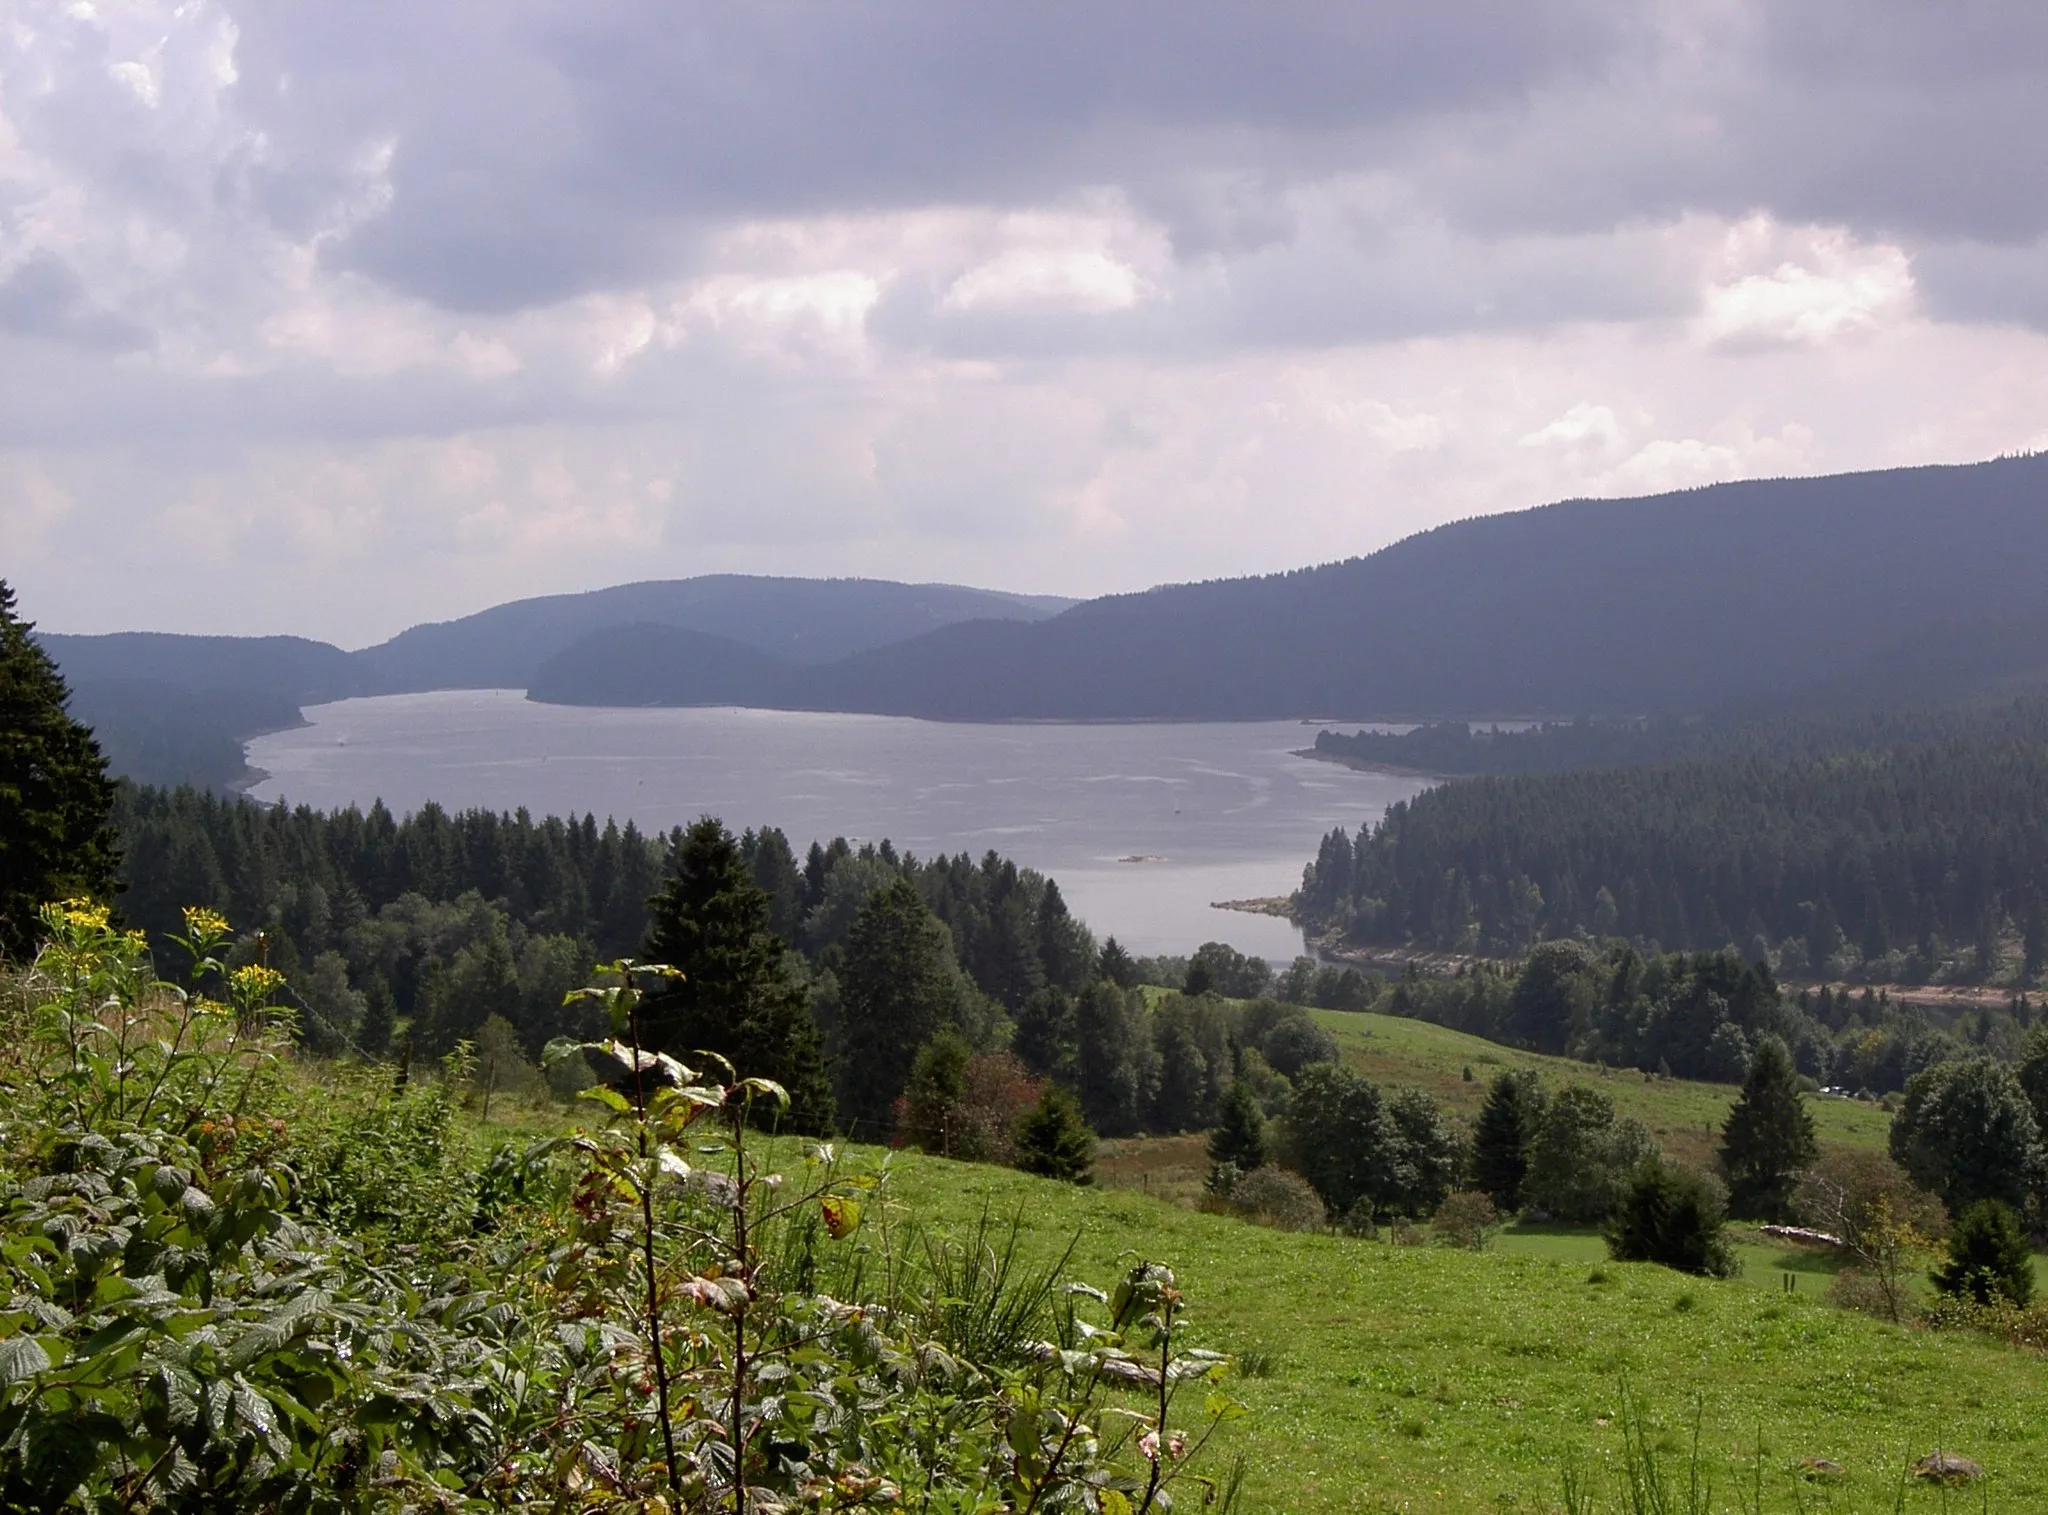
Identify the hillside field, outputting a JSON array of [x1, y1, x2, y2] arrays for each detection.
[[866, 1145, 2045, 1513], [1306, 1006, 1893, 1166]]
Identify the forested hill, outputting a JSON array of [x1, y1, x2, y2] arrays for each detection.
[[1294, 709, 2048, 986], [803, 454, 2048, 719], [1309, 701, 2048, 777], [40, 455, 2048, 757], [39, 575, 1075, 787], [350, 575, 1074, 691]]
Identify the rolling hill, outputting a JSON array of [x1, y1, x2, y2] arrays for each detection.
[[349, 574, 1075, 692], [789, 454, 2048, 719], [38, 576, 1076, 786], [38, 454, 2048, 788]]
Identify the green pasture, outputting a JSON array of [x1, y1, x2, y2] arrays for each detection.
[[1307, 1007, 1892, 1167], [857, 1147, 2046, 1513]]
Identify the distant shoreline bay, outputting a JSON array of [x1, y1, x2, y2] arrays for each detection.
[[246, 691, 1429, 960]]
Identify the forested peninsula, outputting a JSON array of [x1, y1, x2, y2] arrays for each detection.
[[1296, 699, 2048, 989]]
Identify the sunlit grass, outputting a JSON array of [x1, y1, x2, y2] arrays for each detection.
[[1308, 1005, 1892, 1167], [862, 1147, 2048, 1513]]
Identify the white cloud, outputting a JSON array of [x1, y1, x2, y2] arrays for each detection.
[[1697, 221, 1914, 348], [943, 248, 1148, 314], [1519, 403, 1627, 453]]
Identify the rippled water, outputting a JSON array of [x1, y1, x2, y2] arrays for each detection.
[[246, 691, 1428, 960]]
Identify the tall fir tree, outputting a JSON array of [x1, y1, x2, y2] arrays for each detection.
[[1718, 1034, 1819, 1219], [832, 876, 963, 1135], [1096, 936, 1137, 989], [1206, 1079, 1269, 1173], [357, 971, 396, 1059], [642, 816, 836, 1134], [897, 1028, 973, 1155], [0, 581, 118, 957], [1471, 1070, 1542, 1212]]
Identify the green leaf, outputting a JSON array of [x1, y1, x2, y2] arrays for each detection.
[[578, 1086, 631, 1114], [0, 1334, 51, 1388]]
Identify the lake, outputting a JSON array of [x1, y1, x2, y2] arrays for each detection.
[[245, 691, 1429, 961]]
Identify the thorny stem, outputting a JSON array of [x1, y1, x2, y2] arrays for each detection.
[[729, 1101, 751, 1515], [1021, 1270, 1149, 1515], [626, 984, 682, 1499], [1135, 1283, 1179, 1515]]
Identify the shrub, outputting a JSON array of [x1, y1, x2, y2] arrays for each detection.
[[900, 1034, 1042, 1164], [1932, 1199, 2034, 1307], [1228, 1166, 1326, 1231], [1829, 1266, 1915, 1321], [1013, 1082, 1096, 1183], [1260, 1014, 1339, 1077], [1432, 1190, 1501, 1249], [2, 911, 1253, 1512], [1792, 1147, 1947, 1251], [1606, 1161, 1739, 1278], [1525, 1085, 1655, 1224]]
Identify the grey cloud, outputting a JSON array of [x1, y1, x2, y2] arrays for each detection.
[[1425, 1, 2048, 251], [218, 0, 1623, 310], [0, 259, 152, 350], [1914, 239, 2048, 332]]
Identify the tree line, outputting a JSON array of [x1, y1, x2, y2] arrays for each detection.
[[1311, 698, 2048, 779], [1353, 939, 2027, 1097], [1297, 721, 2048, 985]]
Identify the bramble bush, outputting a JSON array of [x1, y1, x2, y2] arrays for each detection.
[[0, 905, 1246, 1511]]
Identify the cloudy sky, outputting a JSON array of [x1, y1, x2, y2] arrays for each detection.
[[7, 1, 2048, 645]]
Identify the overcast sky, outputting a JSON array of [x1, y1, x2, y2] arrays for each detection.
[[7, 2, 2048, 645]]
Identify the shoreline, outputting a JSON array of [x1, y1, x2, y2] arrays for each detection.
[[1291, 745, 1451, 782], [1210, 896, 1293, 918]]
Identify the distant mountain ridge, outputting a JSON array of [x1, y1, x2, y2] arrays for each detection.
[[38, 575, 1075, 787], [786, 454, 2048, 720], [37, 453, 2048, 790], [350, 575, 1077, 692]]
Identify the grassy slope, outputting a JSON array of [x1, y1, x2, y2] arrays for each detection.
[[1098, 1005, 1890, 1209], [863, 1148, 2046, 1514], [1306, 1007, 1893, 1168]]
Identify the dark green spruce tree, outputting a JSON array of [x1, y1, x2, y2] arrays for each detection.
[[832, 876, 963, 1135], [0, 581, 118, 957], [1932, 1200, 2034, 1307], [1718, 1035, 1818, 1220], [1471, 1070, 1542, 1212], [1206, 1079, 1269, 1175], [1606, 1161, 1739, 1278], [1014, 1083, 1095, 1184], [642, 816, 835, 1134]]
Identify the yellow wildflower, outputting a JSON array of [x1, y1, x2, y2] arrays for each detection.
[[229, 964, 286, 1002], [182, 906, 231, 938], [55, 898, 111, 931]]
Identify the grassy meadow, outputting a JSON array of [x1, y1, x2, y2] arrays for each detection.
[[445, 999, 2007, 1511], [1305, 1006, 1894, 1167], [865, 1147, 2045, 1513]]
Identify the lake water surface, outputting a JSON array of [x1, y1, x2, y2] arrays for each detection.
[[246, 692, 1428, 960]]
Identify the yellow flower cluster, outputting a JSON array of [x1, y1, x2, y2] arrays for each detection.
[[229, 963, 287, 1002], [55, 898, 112, 931], [182, 906, 231, 939]]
